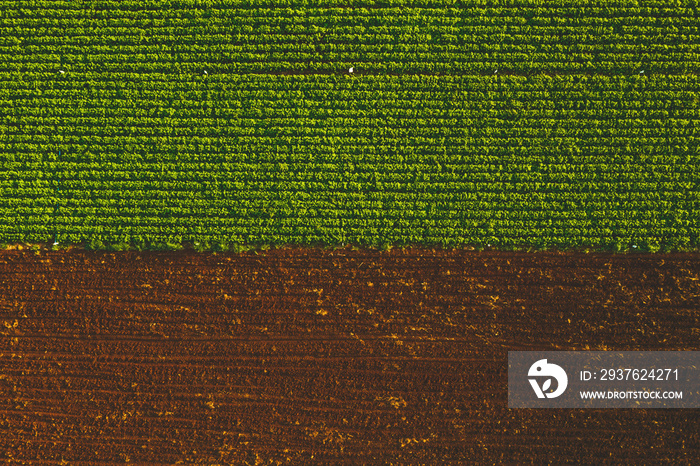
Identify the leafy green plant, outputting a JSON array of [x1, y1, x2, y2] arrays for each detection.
[[87, 239, 106, 251], [193, 241, 210, 253]]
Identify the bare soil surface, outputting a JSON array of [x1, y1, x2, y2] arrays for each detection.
[[0, 247, 699, 464]]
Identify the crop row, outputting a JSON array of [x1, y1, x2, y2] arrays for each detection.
[[2, 0, 691, 7], [2, 72, 697, 87]]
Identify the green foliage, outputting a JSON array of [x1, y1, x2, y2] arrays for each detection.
[[0, 1, 697, 74], [646, 242, 662, 253], [87, 239, 106, 251], [0, 4, 698, 252], [228, 243, 245, 254], [212, 241, 229, 252], [193, 241, 210, 253]]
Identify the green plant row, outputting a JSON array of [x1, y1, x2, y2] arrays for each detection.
[[0, 74, 697, 250], [1, 0, 699, 73]]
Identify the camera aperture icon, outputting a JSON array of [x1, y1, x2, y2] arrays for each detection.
[[528, 359, 568, 399]]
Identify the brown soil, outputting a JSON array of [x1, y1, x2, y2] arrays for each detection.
[[0, 247, 698, 464]]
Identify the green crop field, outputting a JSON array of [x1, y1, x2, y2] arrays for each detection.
[[0, 0, 699, 251]]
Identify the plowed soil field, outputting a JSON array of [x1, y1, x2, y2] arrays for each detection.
[[0, 247, 699, 464]]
